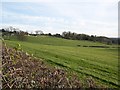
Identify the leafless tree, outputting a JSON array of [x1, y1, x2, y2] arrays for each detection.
[[35, 30, 43, 35]]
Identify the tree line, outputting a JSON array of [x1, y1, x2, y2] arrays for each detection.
[[0, 26, 119, 45], [61, 31, 117, 45], [46, 31, 119, 45], [0, 26, 28, 41]]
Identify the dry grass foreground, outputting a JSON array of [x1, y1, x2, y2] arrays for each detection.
[[2, 43, 105, 89]]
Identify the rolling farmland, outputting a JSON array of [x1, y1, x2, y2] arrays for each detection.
[[5, 35, 119, 88]]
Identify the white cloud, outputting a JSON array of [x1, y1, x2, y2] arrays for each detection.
[[2, 10, 118, 37], [65, 19, 117, 37], [1, 0, 118, 37], [1, 11, 70, 34], [2, 11, 69, 25]]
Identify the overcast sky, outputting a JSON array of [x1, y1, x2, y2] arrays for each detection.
[[0, 0, 119, 37]]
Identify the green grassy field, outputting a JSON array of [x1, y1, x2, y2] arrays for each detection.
[[5, 35, 119, 88]]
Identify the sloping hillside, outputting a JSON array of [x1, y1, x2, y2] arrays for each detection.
[[4, 36, 119, 88], [2, 43, 105, 89], [8, 35, 113, 47]]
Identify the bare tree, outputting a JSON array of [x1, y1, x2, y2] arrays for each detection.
[[35, 30, 43, 35]]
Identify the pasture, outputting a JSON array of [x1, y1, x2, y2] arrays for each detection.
[[5, 35, 119, 88]]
